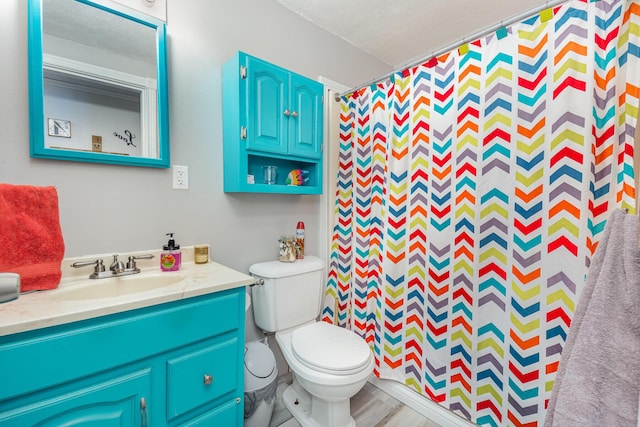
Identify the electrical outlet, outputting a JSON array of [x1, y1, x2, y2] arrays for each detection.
[[172, 165, 189, 190]]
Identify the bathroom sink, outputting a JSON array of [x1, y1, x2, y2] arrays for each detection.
[[51, 273, 187, 301]]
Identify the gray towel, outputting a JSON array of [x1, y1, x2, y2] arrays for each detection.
[[544, 209, 640, 426]]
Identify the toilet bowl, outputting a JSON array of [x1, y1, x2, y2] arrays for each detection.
[[276, 322, 374, 427], [249, 256, 374, 427]]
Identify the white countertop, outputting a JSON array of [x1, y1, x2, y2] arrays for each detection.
[[0, 246, 254, 336]]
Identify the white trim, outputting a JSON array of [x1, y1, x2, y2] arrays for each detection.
[[43, 53, 156, 91], [319, 77, 350, 94], [88, 0, 166, 23], [318, 76, 350, 271], [368, 376, 478, 427], [43, 78, 139, 102]]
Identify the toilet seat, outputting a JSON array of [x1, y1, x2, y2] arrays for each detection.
[[291, 322, 372, 375]]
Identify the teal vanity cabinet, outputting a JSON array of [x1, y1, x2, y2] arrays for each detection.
[[0, 287, 245, 426], [223, 51, 324, 194]]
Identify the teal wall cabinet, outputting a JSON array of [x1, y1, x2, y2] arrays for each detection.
[[223, 52, 324, 194], [0, 288, 245, 427]]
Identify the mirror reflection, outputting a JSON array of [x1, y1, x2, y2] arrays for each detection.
[[28, 0, 169, 167]]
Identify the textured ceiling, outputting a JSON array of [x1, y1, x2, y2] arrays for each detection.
[[277, 0, 554, 68], [43, 0, 157, 64]]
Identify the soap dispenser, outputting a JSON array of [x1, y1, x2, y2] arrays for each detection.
[[161, 233, 181, 272]]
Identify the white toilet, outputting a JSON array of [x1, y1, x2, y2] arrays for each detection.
[[250, 256, 374, 427]]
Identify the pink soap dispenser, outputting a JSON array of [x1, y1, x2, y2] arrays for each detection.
[[160, 233, 181, 272]]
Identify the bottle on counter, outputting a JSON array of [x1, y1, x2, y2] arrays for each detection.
[[296, 221, 305, 259], [161, 233, 181, 272]]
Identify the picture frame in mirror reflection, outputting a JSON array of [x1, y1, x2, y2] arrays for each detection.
[[27, 0, 170, 168], [47, 118, 71, 138]]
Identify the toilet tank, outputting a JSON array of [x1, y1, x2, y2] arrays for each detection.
[[250, 256, 325, 332]]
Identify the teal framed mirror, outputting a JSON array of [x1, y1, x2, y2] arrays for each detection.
[[28, 0, 170, 168]]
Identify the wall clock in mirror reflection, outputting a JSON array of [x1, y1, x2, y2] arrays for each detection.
[[47, 118, 71, 138]]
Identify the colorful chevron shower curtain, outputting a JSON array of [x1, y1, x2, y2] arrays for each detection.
[[322, 0, 640, 425]]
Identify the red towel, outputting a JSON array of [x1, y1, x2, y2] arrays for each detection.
[[0, 184, 65, 292]]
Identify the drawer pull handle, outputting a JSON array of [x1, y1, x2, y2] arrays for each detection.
[[203, 374, 213, 385], [284, 109, 291, 117]]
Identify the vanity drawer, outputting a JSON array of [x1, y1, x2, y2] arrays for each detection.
[[166, 337, 240, 420], [181, 399, 240, 426]]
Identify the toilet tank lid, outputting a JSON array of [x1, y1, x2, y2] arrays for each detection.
[[250, 256, 324, 278]]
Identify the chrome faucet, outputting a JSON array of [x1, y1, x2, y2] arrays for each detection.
[[72, 254, 154, 279], [110, 255, 126, 274]]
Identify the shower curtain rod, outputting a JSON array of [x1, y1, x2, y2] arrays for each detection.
[[336, 0, 571, 100]]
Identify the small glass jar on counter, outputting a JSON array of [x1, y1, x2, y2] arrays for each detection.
[[278, 235, 296, 263], [194, 244, 209, 264]]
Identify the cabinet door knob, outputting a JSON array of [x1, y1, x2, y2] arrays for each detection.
[[283, 109, 291, 117], [203, 374, 213, 385], [292, 111, 298, 118]]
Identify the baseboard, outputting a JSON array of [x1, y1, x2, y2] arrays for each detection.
[[367, 376, 477, 427]]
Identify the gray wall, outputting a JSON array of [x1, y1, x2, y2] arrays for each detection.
[[1, 0, 391, 347]]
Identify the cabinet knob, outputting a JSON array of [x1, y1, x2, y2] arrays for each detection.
[[203, 374, 213, 385], [292, 111, 298, 118], [283, 109, 291, 117]]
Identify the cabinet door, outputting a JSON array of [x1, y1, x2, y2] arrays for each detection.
[[246, 56, 288, 155], [288, 74, 323, 159], [0, 369, 151, 427]]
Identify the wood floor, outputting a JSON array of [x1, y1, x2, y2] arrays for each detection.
[[268, 374, 442, 427]]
